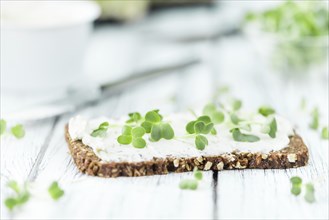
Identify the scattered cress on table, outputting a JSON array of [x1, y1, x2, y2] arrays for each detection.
[[0, 119, 25, 139], [5, 181, 64, 211], [179, 167, 203, 190], [4, 181, 30, 211], [48, 181, 65, 201], [322, 127, 329, 140], [290, 176, 315, 203]]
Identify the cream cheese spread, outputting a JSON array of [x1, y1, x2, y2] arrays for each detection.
[[68, 112, 294, 163]]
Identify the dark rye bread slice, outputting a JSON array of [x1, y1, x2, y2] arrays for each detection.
[[65, 125, 309, 178]]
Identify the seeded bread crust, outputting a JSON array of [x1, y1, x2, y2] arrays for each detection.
[[65, 125, 309, 178]]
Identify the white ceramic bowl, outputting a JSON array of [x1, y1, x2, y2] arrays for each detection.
[[1, 1, 100, 97]]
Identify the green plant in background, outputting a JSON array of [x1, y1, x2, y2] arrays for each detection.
[[246, 1, 329, 37], [245, 1, 329, 73]]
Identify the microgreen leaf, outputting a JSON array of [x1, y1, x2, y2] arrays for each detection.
[[161, 123, 175, 140], [141, 121, 152, 133], [179, 179, 198, 190], [5, 181, 30, 211], [151, 124, 162, 141], [145, 111, 162, 123], [305, 183, 315, 193], [117, 135, 132, 145], [91, 122, 109, 138], [197, 116, 211, 124], [4, 198, 17, 210], [232, 99, 242, 111], [203, 123, 214, 134], [202, 104, 225, 124], [304, 191, 315, 203], [291, 186, 302, 196], [321, 127, 328, 140], [142, 110, 175, 141], [48, 181, 64, 201], [7, 181, 20, 194], [258, 106, 276, 117], [126, 112, 142, 124], [195, 134, 208, 150], [309, 107, 319, 130], [231, 128, 260, 142], [132, 137, 146, 148], [118, 126, 146, 148], [194, 121, 214, 135], [186, 116, 214, 150], [211, 111, 225, 124], [304, 183, 315, 203], [17, 192, 30, 205], [290, 176, 302, 185], [11, 124, 25, 139], [193, 167, 203, 181], [179, 179, 189, 190], [290, 176, 302, 196], [188, 179, 198, 190], [230, 113, 242, 125], [194, 121, 206, 134], [290, 177, 316, 202], [211, 128, 217, 135], [131, 127, 145, 138], [122, 125, 132, 135], [0, 119, 6, 136], [186, 121, 196, 134], [268, 118, 277, 138]]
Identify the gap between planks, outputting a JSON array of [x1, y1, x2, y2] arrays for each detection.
[[27, 117, 59, 182]]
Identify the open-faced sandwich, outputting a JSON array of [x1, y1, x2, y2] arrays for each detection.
[[65, 104, 308, 177]]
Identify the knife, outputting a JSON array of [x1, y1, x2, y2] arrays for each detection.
[[4, 56, 200, 121]]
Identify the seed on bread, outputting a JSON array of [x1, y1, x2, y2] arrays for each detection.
[[288, 154, 297, 163]]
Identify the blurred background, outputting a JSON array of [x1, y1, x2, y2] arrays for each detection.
[[1, 0, 328, 120]]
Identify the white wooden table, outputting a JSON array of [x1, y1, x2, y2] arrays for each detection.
[[1, 7, 328, 219]]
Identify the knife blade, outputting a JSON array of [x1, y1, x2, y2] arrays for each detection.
[[4, 56, 200, 121]]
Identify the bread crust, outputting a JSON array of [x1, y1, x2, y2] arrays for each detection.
[[65, 125, 309, 178]]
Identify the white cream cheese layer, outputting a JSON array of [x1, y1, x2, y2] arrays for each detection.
[[68, 113, 294, 163]]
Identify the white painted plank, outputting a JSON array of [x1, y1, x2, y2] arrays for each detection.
[[0, 120, 56, 219]]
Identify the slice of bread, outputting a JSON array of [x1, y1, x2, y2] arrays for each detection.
[[65, 125, 309, 178]]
